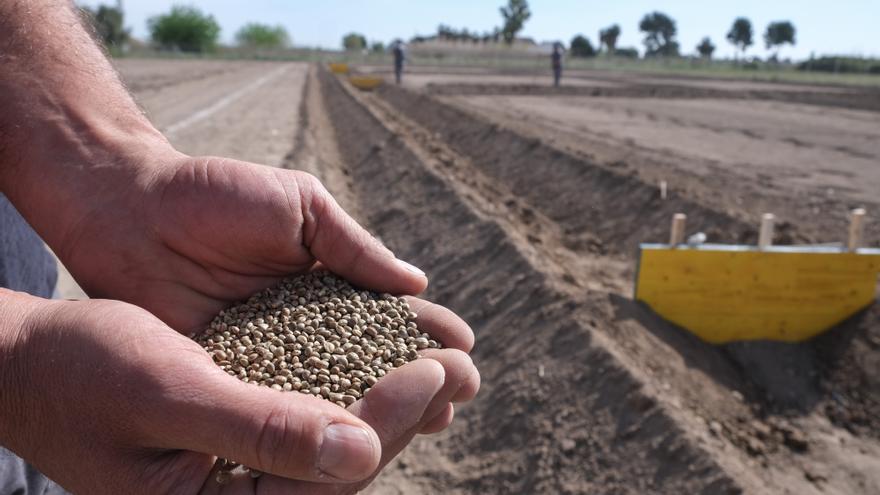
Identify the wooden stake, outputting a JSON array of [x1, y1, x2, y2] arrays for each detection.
[[848, 208, 866, 251], [670, 213, 686, 246], [758, 213, 775, 249]]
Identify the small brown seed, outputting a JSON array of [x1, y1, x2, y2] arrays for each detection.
[[197, 271, 441, 433]]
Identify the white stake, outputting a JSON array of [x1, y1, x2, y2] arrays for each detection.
[[660, 180, 668, 200], [758, 213, 775, 249], [670, 213, 686, 246], [848, 208, 866, 251]]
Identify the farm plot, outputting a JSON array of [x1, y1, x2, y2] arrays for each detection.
[[316, 67, 880, 494], [58, 59, 880, 494]]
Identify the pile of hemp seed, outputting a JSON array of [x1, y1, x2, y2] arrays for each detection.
[[196, 271, 441, 408]]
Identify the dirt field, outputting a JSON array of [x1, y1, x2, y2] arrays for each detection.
[[60, 59, 880, 494]]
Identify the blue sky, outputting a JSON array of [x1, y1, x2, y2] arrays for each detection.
[[82, 0, 879, 60]]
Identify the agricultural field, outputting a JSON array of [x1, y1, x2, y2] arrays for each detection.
[[78, 58, 880, 493]]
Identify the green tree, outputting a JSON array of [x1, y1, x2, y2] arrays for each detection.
[[696, 37, 715, 59], [615, 47, 639, 59], [569, 35, 595, 58], [342, 32, 367, 51], [235, 23, 290, 48], [148, 5, 220, 53], [599, 24, 620, 54], [727, 17, 753, 60], [764, 21, 796, 58], [638, 12, 678, 56], [499, 0, 531, 45], [370, 41, 385, 53], [80, 1, 130, 49]]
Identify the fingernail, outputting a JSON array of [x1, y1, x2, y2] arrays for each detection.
[[319, 424, 377, 480], [396, 258, 425, 276]]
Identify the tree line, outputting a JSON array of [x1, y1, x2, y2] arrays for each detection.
[[379, 2, 798, 62], [76, 1, 797, 60], [79, 1, 879, 75], [80, 4, 292, 53], [565, 12, 796, 61]]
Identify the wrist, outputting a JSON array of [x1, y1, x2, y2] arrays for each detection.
[[1, 105, 182, 259]]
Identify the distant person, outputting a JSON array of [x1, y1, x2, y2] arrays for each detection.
[[551, 42, 563, 87], [392, 41, 406, 84]]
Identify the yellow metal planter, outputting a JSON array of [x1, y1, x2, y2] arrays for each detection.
[[635, 244, 880, 343], [328, 63, 349, 74], [348, 75, 383, 91]]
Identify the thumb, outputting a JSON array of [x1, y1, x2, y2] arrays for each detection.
[[159, 367, 381, 483], [291, 171, 428, 295], [244, 358, 447, 495]]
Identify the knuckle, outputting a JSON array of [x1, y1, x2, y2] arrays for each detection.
[[253, 401, 322, 477], [293, 171, 326, 196]]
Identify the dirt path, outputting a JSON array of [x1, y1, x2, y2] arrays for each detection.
[[423, 95, 879, 251], [453, 94, 880, 206]]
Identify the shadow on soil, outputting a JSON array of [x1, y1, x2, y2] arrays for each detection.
[[610, 293, 880, 435], [380, 78, 880, 441]]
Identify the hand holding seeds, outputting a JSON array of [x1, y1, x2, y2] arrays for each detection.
[[0, 150, 480, 494], [0, 2, 478, 492], [48, 154, 431, 334], [0, 288, 477, 494]]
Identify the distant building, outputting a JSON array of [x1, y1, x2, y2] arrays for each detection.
[[409, 36, 537, 51]]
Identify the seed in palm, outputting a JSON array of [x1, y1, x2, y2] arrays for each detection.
[[196, 271, 441, 408]]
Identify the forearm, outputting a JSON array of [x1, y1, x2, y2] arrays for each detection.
[[0, 0, 175, 254]]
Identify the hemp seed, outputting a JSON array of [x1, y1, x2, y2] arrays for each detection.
[[197, 271, 441, 407]]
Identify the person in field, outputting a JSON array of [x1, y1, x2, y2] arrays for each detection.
[[552, 42, 564, 87], [392, 40, 406, 84]]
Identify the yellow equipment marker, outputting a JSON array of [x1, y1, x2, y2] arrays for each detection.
[[348, 75, 384, 91], [328, 63, 350, 74], [635, 244, 880, 343]]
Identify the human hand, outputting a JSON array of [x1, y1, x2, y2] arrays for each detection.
[[0, 2, 479, 491], [0, 291, 478, 495], [57, 152, 426, 334], [15, 141, 480, 493]]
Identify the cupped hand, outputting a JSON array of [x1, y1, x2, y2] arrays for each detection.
[[46, 151, 481, 492], [1, 292, 478, 495], [60, 153, 426, 333]]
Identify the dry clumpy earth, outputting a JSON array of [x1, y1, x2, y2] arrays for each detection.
[[309, 66, 880, 495], [111, 60, 880, 494]]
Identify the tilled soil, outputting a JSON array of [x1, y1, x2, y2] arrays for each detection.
[[315, 68, 744, 494], [423, 82, 880, 112], [304, 67, 880, 494], [66, 60, 880, 493]]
